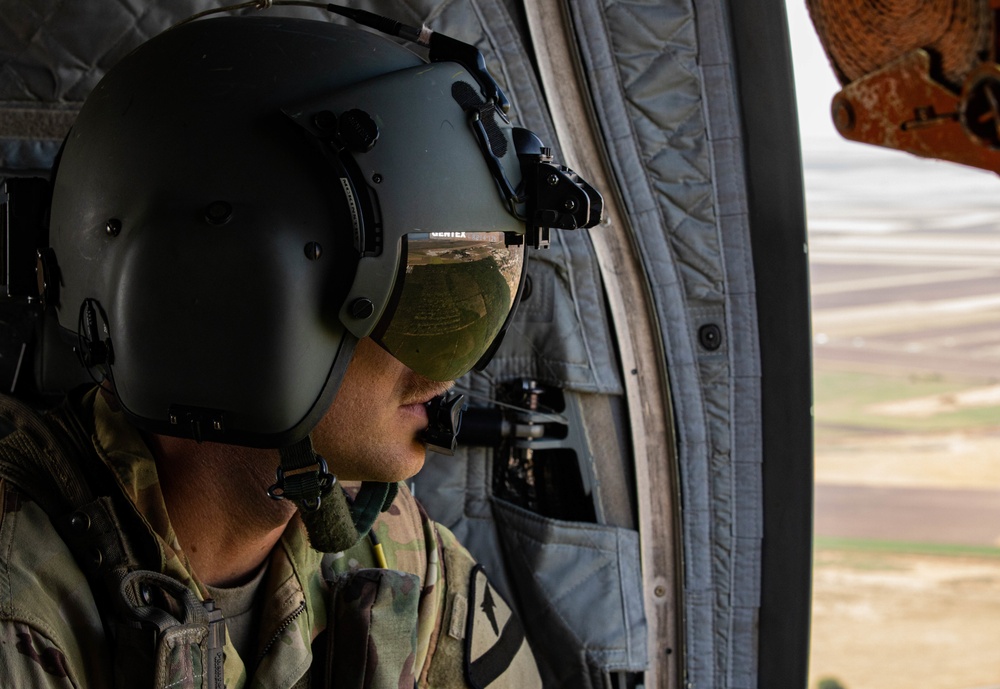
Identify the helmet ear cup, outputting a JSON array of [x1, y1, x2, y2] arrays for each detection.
[[47, 17, 423, 447]]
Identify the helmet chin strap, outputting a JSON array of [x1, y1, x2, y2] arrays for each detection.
[[270, 436, 397, 553]]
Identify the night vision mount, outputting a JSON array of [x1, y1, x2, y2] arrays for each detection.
[[321, 3, 604, 247], [182, 1, 604, 248]]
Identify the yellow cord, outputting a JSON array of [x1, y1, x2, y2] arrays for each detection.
[[369, 533, 389, 569]]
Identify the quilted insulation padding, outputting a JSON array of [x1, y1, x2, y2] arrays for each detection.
[[565, 1, 763, 687], [0, 0, 215, 172]]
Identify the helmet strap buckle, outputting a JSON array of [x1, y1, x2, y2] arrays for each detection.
[[269, 437, 335, 511]]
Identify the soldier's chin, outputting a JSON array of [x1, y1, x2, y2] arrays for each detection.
[[390, 441, 427, 482], [330, 444, 426, 483]]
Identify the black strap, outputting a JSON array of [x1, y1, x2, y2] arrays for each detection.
[[272, 436, 335, 510]]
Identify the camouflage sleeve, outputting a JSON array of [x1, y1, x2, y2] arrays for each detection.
[[0, 621, 78, 688], [0, 483, 111, 688], [420, 523, 542, 689]]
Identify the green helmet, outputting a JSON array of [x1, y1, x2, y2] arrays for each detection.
[[48, 14, 600, 448]]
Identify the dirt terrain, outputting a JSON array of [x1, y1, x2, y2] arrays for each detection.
[[815, 429, 1000, 491], [810, 547, 1000, 689], [810, 429, 1000, 689]]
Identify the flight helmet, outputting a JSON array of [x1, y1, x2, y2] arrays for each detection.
[[47, 11, 601, 449]]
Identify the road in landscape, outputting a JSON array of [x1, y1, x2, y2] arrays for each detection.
[[814, 483, 1000, 547], [810, 225, 1000, 381]]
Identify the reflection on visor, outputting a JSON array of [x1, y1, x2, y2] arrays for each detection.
[[374, 231, 525, 381]]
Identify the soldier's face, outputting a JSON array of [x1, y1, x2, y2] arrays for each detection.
[[310, 337, 453, 482]]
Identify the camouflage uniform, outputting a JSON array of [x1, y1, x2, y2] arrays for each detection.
[[0, 391, 540, 688]]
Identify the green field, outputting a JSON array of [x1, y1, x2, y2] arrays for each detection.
[[814, 536, 1000, 560], [813, 368, 1000, 438]]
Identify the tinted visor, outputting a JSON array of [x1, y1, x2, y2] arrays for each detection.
[[373, 231, 525, 381]]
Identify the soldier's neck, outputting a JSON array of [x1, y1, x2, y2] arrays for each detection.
[[148, 434, 298, 587]]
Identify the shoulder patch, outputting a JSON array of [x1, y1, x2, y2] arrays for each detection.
[[463, 565, 541, 689]]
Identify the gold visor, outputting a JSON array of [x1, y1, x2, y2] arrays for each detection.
[[374, 231, 525, 381]]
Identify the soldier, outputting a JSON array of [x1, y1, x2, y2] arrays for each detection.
[[0, 7, 600, 688]]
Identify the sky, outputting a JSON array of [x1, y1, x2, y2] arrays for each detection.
[[785, 0, 842, 143], [783, 1, 1000, 231]]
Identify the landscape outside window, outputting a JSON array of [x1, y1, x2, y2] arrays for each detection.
[[789, 4, 1000, 689]]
